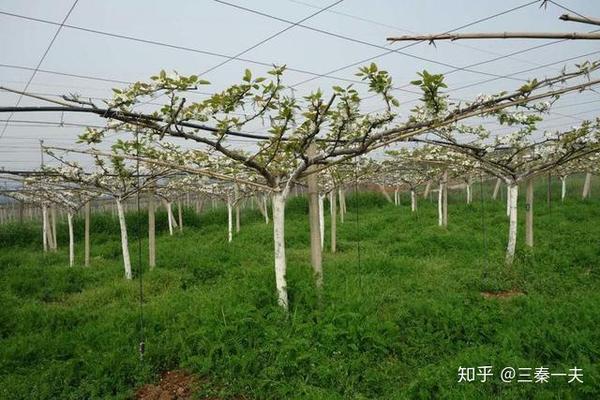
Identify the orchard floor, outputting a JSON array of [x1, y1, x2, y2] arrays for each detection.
[[1, 183, 599, 399]]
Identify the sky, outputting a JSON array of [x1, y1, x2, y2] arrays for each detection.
[[0, 0, 599, 171]]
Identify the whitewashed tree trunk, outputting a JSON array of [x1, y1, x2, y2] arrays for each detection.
[[67, 212, 74, 267], [165, 201, 175, 235], [492, 178, 501, 200], [177, 200, 183, 232], [410, 189, 417, 212], [84, 202, 90, 267], [42, 204, 48, 252], [394, 189, 399, 205], [272, 192, 288, 310], [227, 199, 233, 243], [318, 193, 325, 250], [561, 176, 567, 202], [506, 183, 519, 265], [442, 171, 448, 226], [330, 190, 337, 253], [525, 178, 534, 248], [339, 188, 345, 223], [438, 172, 448, 227], [466, 181, 472, 204], [306, 144, 323, 289], [582, 172, 592, 199], [506, 185, 511, 217], [263, 195, 269, 224], [116, 198, 132, 280], [46, 208, 55, 251], [51, 206, 57, 251], [438, 184, 443, 226], [379, 184, 392, 203], [423, 181, 431, 199]]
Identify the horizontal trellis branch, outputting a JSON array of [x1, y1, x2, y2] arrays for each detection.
[[0, 86, 345, 143], [43, 146, 273, 191]]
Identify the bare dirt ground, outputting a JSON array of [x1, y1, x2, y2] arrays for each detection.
[[135, 370, 198, 400]]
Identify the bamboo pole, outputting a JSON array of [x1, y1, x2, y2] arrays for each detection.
[[559, 13, 600, 27], [387, 32, 600, 42]]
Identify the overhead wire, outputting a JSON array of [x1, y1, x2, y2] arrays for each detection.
[[0, 0, 79, 140], [201, 0, 344, 75], [212, 0, 539, 87]]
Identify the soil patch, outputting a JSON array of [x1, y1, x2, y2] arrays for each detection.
[[135, 370, 198, 400]]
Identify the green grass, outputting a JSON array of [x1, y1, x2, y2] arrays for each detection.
[[0, 180, 599, 399]]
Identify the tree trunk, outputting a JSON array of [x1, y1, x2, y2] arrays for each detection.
[[227, 199, 233, 243], [379, 184, 393, 203], [235, 186, 241, 233], [318, 194, 325, 250], [394, 189, 398, 205], [165, 200, 175, 235], [466, 181, 472, 204], [178, 200, 183, 232], [116, 198, 132, 280], [272, 192, 289, 310], [438, 183, 443, 226], [84, 202, 90, 267], [306, 144, 323, 289], [410, 189, 417, 212], [506, 184, 511, 217], [442, 171, 448, 226], [423, 181, 431, 199], [46, 206, 55, 251], [506, 183, 519, 265], [525, 178, 534, 247], [148, 194, 156, 270], [330, 190, 337, 253], [42, 204, 48, 252], [582, 172, 592, 199], [339, 188, 345, 223], [492, 178, 501, 200], [67, 212, 75, 267], [235, 202, 240, 233], [263, 195, 269, 224], [51, 206, 57, 251], [561, 176, 567, 202]]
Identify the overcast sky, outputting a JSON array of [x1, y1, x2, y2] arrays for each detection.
[[1, 0, 599, 171]]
